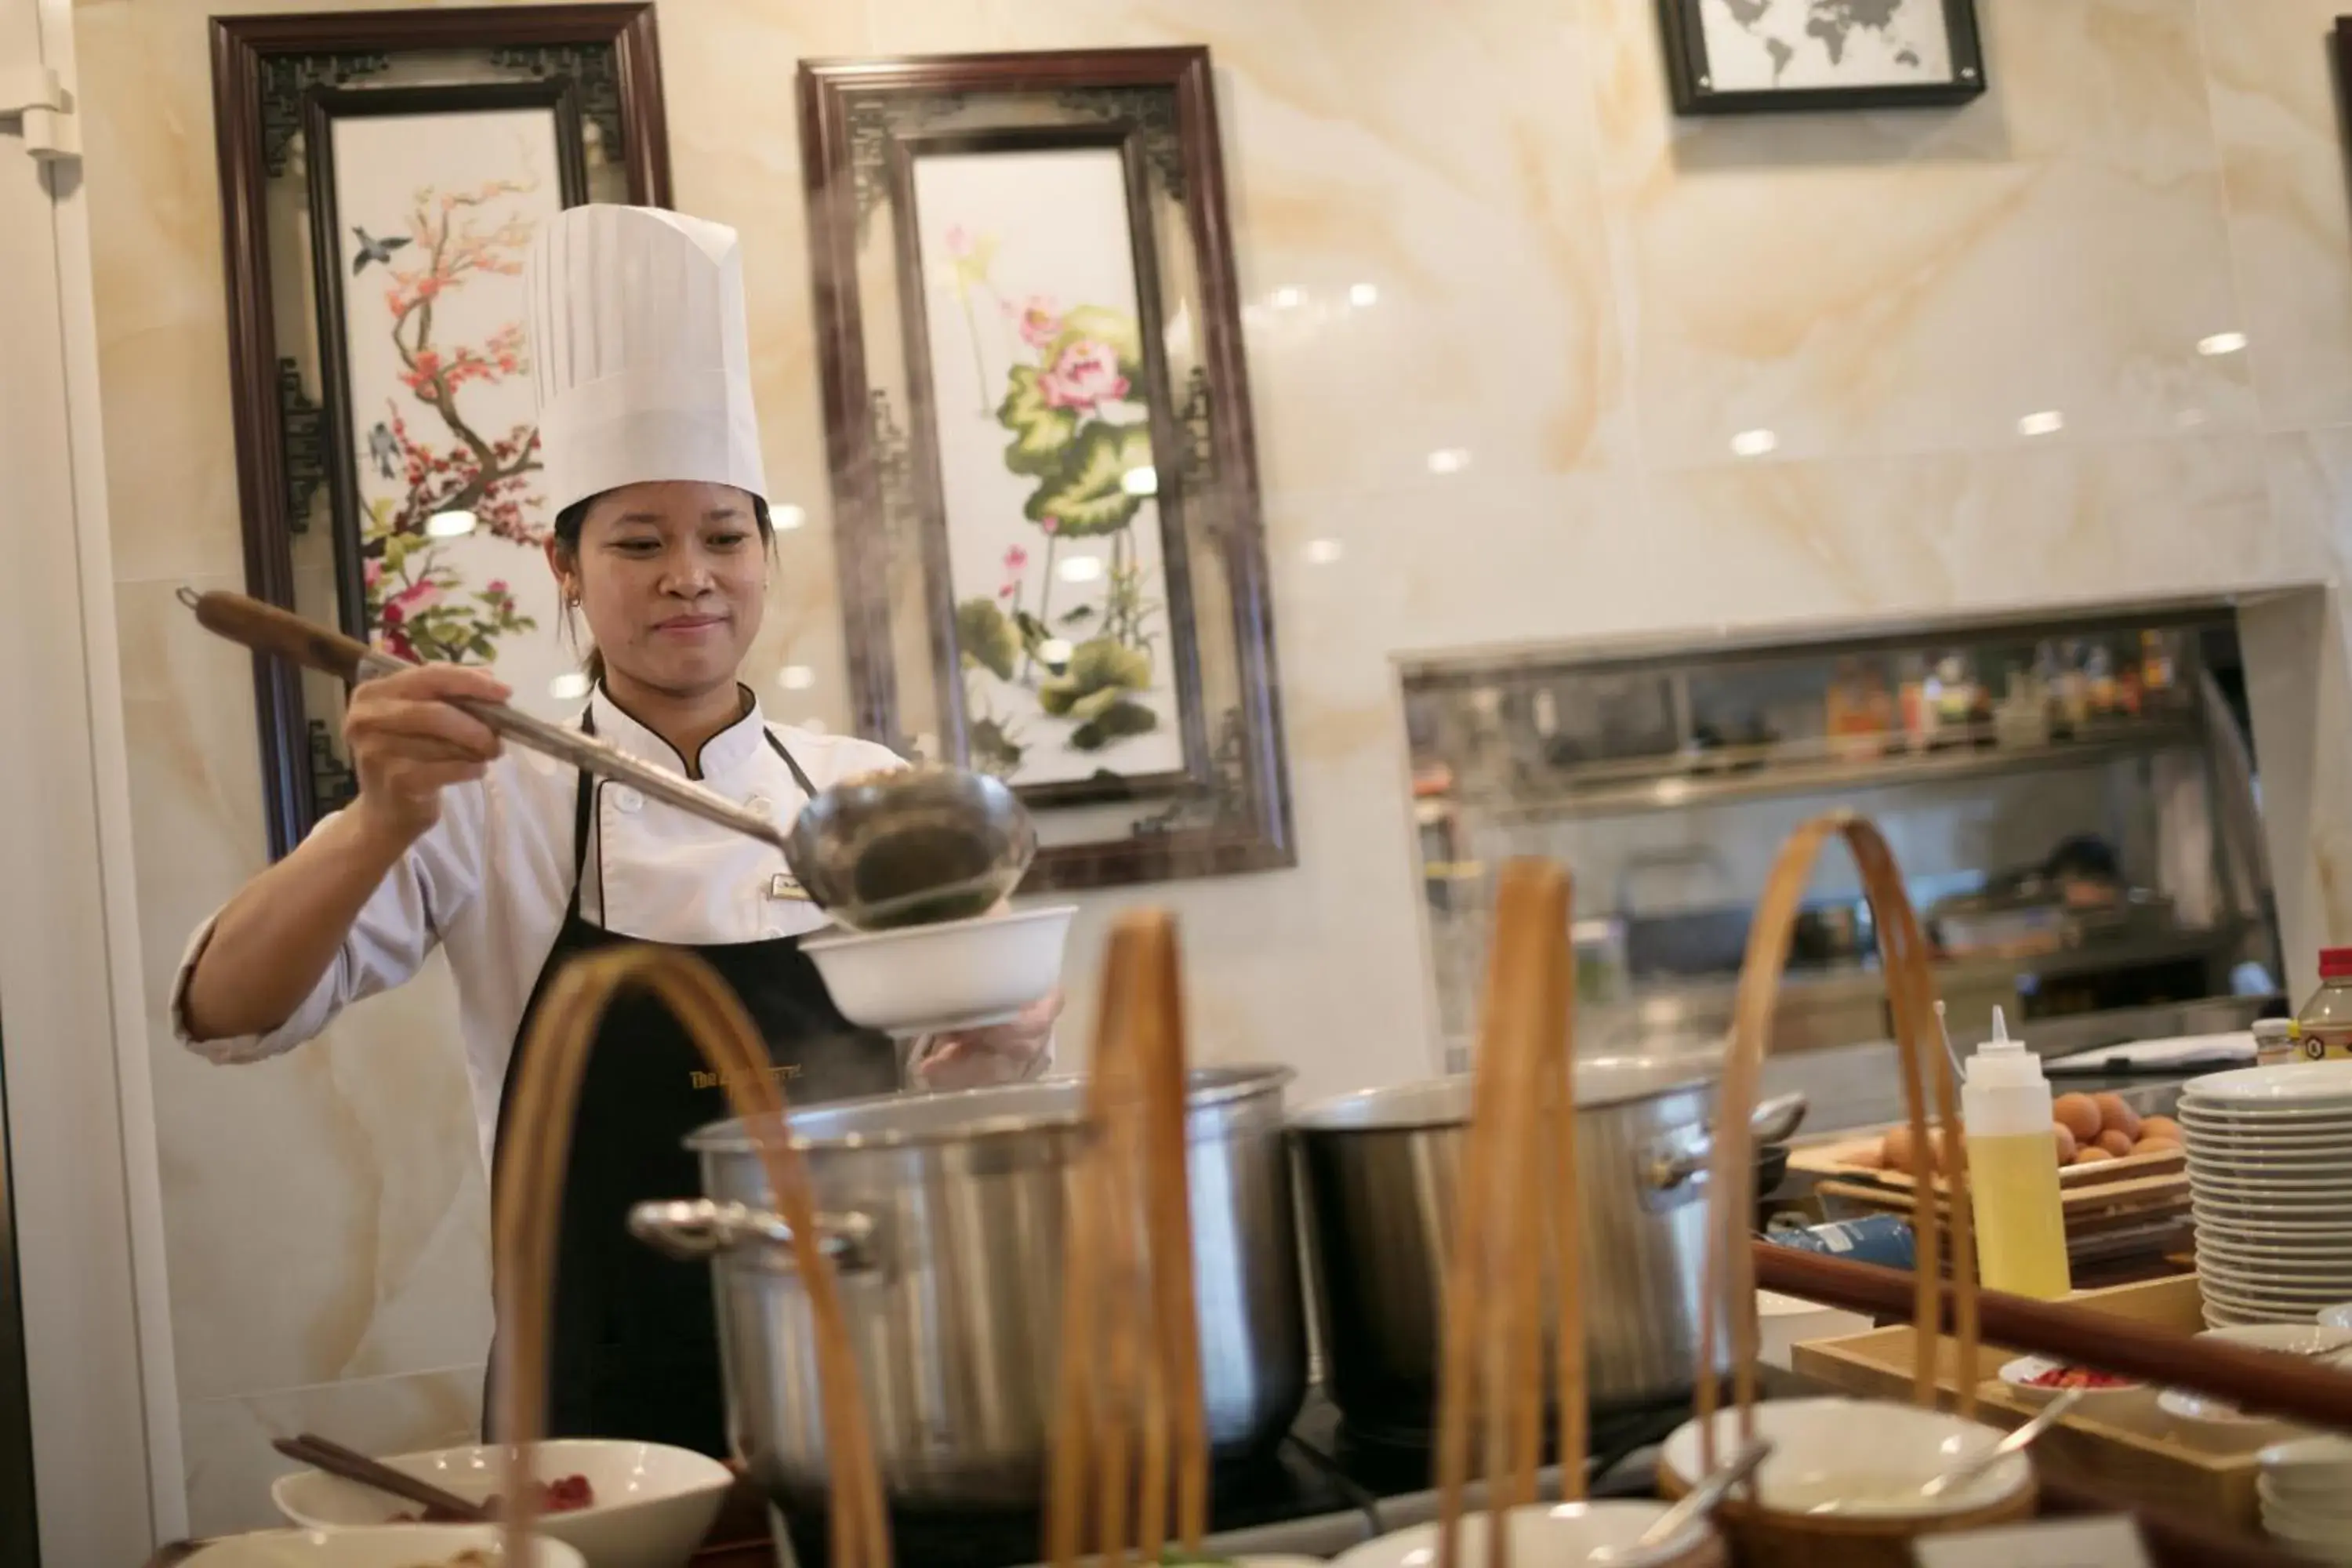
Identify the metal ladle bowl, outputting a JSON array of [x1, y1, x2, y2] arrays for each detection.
[[786, 766, 1036, 931]]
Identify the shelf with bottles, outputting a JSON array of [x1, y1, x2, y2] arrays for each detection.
[[1404, 615, 2212, 823]]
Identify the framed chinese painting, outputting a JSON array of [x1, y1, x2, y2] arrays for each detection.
[[800, 47, 1294, 893], [211, 5, 670, 858]]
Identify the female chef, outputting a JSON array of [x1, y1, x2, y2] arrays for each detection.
[[173, 205, 1057, 1457]]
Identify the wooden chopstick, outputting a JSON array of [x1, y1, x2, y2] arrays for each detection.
[[1752, 1243, 2352, 1433], [270, 1433, 487, 1521]]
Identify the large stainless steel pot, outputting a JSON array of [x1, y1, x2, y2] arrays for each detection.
[[630, 1065, 1305, 1511], [1288, 1056, 1802, 1442]]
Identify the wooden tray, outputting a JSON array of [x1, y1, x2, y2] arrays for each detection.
[[1791, 1131, 2186, 1193], [1792, 1275, 2271, 1534]]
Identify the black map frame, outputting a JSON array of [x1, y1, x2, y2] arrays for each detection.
[[1657, 0, 1987, 114]]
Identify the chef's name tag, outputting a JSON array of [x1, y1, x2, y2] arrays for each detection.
[[690, 1063, 800, 1091], [1912, 1516, 2151, 1568], [768, 872, 811, 902]]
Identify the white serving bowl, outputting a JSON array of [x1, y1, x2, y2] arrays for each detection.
[[185, 1526, 583, 1567], [1994, 1355, 2150, 1417], [273, 1440, 729, 1568], [800, 904, 1075, 1036], [1660, 1399, 2031, 1519], [1330, 1501, 1721, 1568]]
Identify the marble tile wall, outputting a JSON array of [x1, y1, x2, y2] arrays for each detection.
[[71, 0, 2352, 1531]]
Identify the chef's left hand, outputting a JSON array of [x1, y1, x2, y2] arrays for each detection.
[[915, 989, 1062, 1089]]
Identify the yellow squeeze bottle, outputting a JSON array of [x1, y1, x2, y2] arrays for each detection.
[[1960, 1007, 2072, 1299]]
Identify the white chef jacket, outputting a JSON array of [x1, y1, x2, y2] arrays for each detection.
[[172, 687, 916, 1171]]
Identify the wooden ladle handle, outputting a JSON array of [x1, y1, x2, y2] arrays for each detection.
[[178, 586, 386, 682]]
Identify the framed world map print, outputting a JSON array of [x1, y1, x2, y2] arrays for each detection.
[[1657, 0, 1987, 114]]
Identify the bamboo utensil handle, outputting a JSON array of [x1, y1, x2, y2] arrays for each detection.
[[1432, 858, 1581, 1568], [176, 587, 797, 855], [493, 946, 889, 1568], [1044, 909, 1207, 1568], [1698, 811, 1982, 1472], [1753, 1244, 2352, 1433]]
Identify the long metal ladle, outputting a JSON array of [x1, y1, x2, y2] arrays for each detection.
[[177, 586, 794, 856]]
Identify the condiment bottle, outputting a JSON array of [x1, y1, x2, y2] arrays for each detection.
[[1962, 1007, 2072, 1299], [2291, 950, 2352, 1062]]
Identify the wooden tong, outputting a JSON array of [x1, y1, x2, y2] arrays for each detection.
[[495, 946, 890, 1568], [1432, 859, 1586, 1568], [1044, 909, 1209, 1567]]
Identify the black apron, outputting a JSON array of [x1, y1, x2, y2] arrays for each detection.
[[485, 712, 899, 1457]]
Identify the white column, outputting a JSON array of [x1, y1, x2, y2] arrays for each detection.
[[0, 0, 187, 1555]]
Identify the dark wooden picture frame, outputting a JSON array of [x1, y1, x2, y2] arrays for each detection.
[[1657, 0, 1987, 114], [212, 5, 670, 859], [800, 47, 1294, 894], [884, 122, 1214, 808]]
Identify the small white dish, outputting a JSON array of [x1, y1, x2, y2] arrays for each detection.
[[273, 1439, 729, 1568], [2183, 1062, 2352, 1105], [1328, 1501, 1719, 1568], [801, 904, 1075, 1036], [184, 1526, 584, 1567], [1659, 1398, 2029, 1520], [1994, 1355, 2147, 1416]]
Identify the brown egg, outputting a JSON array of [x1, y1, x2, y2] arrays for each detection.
[[2052, 1123, 2078, 1164], [2096, 1128, 2136, 1158], [1846, 1143, 1884, 1171], [2074, 1145, 2117, 1165], [2132, 1135, 2180, 1156], [1882, 1126, 1915, 1171], [2140, 1114, 2183, 1143], [2054, 1094, 2103, 1143], [2094, 1094, 2142, 1142]]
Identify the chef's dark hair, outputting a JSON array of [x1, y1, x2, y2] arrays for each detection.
[[551, 487, 775, 687]]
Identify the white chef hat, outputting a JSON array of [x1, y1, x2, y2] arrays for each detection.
[[524, 204, 768, 516]]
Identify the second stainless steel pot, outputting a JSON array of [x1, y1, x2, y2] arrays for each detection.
[[630, 1065, 1305, 1512], [1288, 1056, 1802, 1442]]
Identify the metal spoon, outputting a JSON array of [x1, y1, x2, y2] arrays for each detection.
[[1589, 1437, 1770, 1563], [1918, 1386, 2085, 1501]]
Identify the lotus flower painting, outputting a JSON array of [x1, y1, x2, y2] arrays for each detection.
[[327, 108, 575, 717], [911, 147, 1191, 793]]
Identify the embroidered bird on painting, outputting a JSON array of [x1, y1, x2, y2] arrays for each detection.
[[367, 421, 399, 480], [350, 226, 410, 274]]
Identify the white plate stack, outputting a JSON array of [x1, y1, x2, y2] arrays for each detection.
[[2180, 1061, 2352, 1328], [2260, 1436, 2352, 1564]]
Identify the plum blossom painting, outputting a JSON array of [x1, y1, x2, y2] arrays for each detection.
[[312, 89, 586, 724], [907, 145, 1195, 797], [212, 7, 667, 858]]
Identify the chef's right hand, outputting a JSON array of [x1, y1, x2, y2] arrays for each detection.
[[343, 663, 510, 844]]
